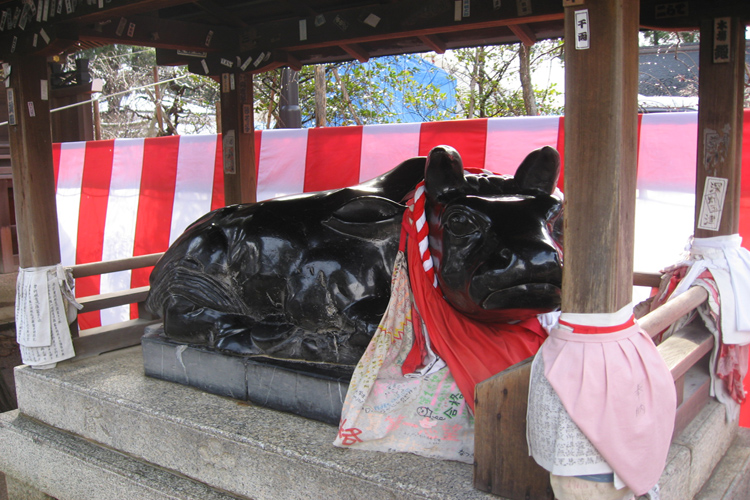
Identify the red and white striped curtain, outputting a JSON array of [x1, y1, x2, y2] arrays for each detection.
[[53, 111, 750, 330]]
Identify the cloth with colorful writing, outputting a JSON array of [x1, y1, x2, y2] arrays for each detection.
[[333, 252, 475, 463]]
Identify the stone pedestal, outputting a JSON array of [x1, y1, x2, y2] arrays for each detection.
[[142, 326, 350, 425], [0, 346, 748, 500]]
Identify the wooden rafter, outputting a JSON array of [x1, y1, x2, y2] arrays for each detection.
[[509, 23, 536, 46], [340, 43, 369, 63], [263, 13, 564, 54], [418, 34, 445, 54], [193, 0, 249, 28]]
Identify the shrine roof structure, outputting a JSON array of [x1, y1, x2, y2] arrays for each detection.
[[0, 0, 746, 75]]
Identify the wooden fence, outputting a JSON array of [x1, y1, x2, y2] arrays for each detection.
[[67, 252, 162, 358]]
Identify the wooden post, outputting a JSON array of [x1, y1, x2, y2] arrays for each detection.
[[0, 179, 16, 273], [474, 4, 640, 498], [315, 65, 327, 127], [93, 99, 102, 140], [153, 66, 164, 136], [694, 17, 745, 238], [219, 72, 256, 205], [7, 56, 61, 268], [562, 0, 640, 313]]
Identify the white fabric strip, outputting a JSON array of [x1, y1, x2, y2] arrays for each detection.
[[359, 122, 421, 182], [55, 142, 87, 267], [670, 234, 750, 345], [100, 138, 145, 325], [169, 135, 218, 244], [485, 116, 559, 174], [256, 128, 308, 201]]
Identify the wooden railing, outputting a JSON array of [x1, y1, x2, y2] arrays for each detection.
[[67, 260, 717, 499], [474, 272, 715, 499], [68, 252, 163, 359]]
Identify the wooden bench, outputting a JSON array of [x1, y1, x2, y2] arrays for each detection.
[[474, 280, 713, 499]]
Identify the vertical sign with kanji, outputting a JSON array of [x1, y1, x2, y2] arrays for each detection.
[[713, 17, 730, 63], [697, 176, 728, 231], [574, 10, 589, 50]]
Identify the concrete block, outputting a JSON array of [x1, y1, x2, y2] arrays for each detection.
[[11, 345, 743, 500], [656, 443, 692, 500], [5, 475, 54, 500], [694, 427, 750, 500], [672, 400, 738, 498], [0, 410, 242, 500], [13, 347, 497, 500]]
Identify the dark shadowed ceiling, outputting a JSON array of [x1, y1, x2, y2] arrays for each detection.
[[0, 0, 746, 75]]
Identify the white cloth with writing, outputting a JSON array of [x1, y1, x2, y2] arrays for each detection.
[[15, 264, 80, 367]]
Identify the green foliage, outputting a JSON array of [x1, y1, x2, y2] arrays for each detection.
[[68, 41, 566, 137], [445, 40, 564, 119], [254, 55, 456, 128]]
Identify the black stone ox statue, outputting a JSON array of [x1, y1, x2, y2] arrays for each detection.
[[145, 145, 563, 373]]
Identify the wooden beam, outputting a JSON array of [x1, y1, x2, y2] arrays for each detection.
[[694, 17, 745, 238], [179, 49, 299, 76], [657, 321, 714, 382], [509, 23, 536, 46], [193, 0, 249, 28], [73, 14, 237, 52], [418, 34, 446, 54], [73, 317, 161, 358], [247, 0, 564, 54], [7, 56, 61, 268], [69, 252, 162, 279], [639, 1, 750, 32], [278, 12, 563, 52], [639, 286, 708, 339], [340, 43, 369, 63], [562, 0, 640, 313], [59, 0, 195, 25], [633, 271, 661, 288], [220, 72, 256, 205], [77, 286, 150, 315]]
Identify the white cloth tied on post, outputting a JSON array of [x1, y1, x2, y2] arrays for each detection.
[[670, 234, 750, 345], [527, 303, 676, 497], [15, 264, 82, 368]]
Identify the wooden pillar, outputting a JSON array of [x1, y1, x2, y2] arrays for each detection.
[[694, 17, 745, 238], [562, 0, 640, 313], [7, 56, 61, 268], [219, 72, 256, 205], [50, 86, 95, 143]]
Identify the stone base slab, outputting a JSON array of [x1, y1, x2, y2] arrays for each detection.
[[0, 410, 241, 500], [2, 345, 744, 500]]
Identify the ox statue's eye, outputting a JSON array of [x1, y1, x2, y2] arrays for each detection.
[[445, 211, 480, 237]]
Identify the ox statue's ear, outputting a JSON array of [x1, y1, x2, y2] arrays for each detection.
[[424, 145, 467, 203], [514, 146, 560, 195]]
